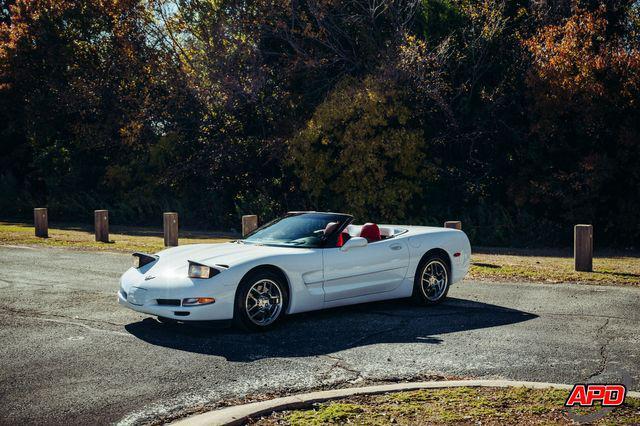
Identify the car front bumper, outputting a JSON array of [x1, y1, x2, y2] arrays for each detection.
[[117, 276, 236, 321]]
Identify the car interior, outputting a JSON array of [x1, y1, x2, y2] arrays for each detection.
[[323, 222, 399, 247]]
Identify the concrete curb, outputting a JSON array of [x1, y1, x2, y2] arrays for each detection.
[[171, 380, 640, 426]]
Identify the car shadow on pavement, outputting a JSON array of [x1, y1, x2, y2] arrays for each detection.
[[124, 298, 537, 362]]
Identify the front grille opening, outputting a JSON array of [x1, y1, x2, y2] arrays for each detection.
[[157, 299, 181, 306], [174, 311, 190, 316]]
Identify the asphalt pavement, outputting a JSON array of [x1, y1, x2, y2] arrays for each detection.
[[1, 245, 639, 425]]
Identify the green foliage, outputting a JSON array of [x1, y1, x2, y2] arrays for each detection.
[[415, 0, 467, 44], [289, 76, 434, 222], [1, 0, 640, 244]]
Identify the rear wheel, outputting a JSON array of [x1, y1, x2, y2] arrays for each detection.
[[234, 270, 288, 331], [412, 255, 450, 305]]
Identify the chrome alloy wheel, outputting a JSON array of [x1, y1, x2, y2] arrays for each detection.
[[420, 260, 448, 301], [245, 279, 283, 326]]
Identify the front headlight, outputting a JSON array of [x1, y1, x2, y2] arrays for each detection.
[[188, 261, 220, 279]]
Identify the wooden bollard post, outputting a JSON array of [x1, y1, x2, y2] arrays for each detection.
[[574, 224, 593, 272], [444, 221, 462, 230], [163, 212, 179, 247], [34, 208, 48, 238], [94, 210, 109, 243], [242, 215, 258, 237]]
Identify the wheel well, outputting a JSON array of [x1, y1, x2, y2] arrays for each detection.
[[236, 264, 292, 307], [417, 248, 451, 273]]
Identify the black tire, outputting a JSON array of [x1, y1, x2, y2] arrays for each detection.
[[233, 270, 289, 332], [412, 254, 451, 305]]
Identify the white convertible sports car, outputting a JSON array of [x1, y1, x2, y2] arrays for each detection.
[[118, 212, 471, 330]]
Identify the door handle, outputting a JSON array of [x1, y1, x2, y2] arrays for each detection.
[[390, 244, 402, 251]]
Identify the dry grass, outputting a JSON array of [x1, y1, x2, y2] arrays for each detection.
[[249, 386, 640, 425], [470, 247, 640, 286], [1, 222, 638, 286], [0, 221, 231, 253]]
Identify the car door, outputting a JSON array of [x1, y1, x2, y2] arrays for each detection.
[[322, 238, 409, 302]]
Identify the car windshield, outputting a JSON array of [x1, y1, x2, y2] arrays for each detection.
[[243, 213, 351, 248]]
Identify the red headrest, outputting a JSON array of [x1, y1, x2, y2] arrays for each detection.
[[360, 223, 381, 242]]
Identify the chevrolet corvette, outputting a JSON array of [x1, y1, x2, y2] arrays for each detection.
[[118, 211, 471, 330]]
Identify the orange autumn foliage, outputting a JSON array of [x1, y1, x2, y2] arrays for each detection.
[[524, 7, 640, 112]]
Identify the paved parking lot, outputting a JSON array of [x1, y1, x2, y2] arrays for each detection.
[[1, 246, 639, 425]]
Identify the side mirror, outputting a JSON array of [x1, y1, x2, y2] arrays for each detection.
[[340, 236, 368, 252]]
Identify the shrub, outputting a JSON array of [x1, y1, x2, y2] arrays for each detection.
[[288, 76, 435, 222]]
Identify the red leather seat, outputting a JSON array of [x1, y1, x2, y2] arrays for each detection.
[[360, 223, 381, 242], [337, 231, 350, 247]]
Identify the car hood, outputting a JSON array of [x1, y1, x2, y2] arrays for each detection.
[[148, 242, 304, 275]]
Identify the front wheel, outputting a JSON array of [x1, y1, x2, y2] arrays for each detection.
[[234, 270, 288, 331], [412, 255, 450, 305]]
